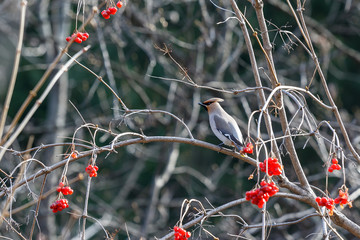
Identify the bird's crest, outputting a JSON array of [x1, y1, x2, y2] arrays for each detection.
[[202, 98, 224, 105]]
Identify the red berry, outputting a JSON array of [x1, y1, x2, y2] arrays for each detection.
[[316, 196, 335, 215], [66, 36, 72, 42], [263, 193, 270, 201], [74, 37, 82, 43], [50, 199, 69, 213], [259, 157, 282, 176], [62, 186, 73, 195], [242, 143, 253, 154], [173, 226, 191, 240], [335, 164, 341, 170], [245, 181, 279, 208], [108, 7, 117, 15], [101, 10, 110, 19], [332, 158, 338, 164], [178, 227, 185, 235], [116, 1, 123, 8], [85, 165, 99, 177], [334, 189, 351, 208], [81, 32, 89, 41]]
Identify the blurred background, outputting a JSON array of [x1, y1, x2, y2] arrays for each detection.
[[1, 0, 360, 239]]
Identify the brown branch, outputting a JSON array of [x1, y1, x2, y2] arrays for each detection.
[[285, 0, 360, 165], [0, 0, 28, 139], [240, 0, 313, 191], [29, 174, 47, 239], [3, 174, 83, 216], [229, 0, 282, 163], [0, 136, 256, 198], [0, 46, 90, 162], [0, 5, 99, 145], [1, 216, 27, 240], [157, 192, 310, 240]]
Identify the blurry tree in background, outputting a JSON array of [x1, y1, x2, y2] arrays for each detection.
[[1, 0, 360, 239]]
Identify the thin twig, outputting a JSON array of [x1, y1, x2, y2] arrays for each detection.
[[158, 192, 305, 240], [0, 6, 99, 145], [29, 174, 47, 240], [286, 0, 360, 164], [0, 0, 28, 139], [125, 109, 194, 139], [0, 46, 90, 162], [0, 136, 257, 198], [81, 175, 93, 240], [229, 0, 282, 163], [65, 52, 128, 112], [1, 216, 27, 240]]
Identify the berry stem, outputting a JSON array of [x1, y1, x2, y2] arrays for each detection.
[[81, 173, 93, 240], [29, 173, 47, 239]]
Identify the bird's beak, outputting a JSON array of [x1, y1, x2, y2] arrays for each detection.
[[198, 102, 208, 111]]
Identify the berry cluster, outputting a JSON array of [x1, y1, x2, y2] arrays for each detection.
[[245, 180, 279, 208], [85, 165, 99, 177], [56, 182, 74, 195], [242, 142, 254, 154], [315, 197, 335, 215], [335, 189, 352, 208], [101, 1, 123, 19], [259, 157, 282, 176], [101, 7, 117, 19], [50, 199, 69, 213], [66, 32, 89, 44], [328, 158, 341, 172], [173, 226, 191, 240]]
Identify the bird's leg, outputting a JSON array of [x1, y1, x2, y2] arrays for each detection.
[[217, 143, 228, 151]]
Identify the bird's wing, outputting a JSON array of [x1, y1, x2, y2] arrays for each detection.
[[213, 114, 243, 146]]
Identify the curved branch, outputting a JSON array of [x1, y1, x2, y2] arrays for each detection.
[[0, 46, 90, 162], [124, 109, 194, 139], [0, 0, 28, 139], [0, 6, 100, 145], [286, 0, 360, 164], [0, 136, 256, 198], [157, 192, 306, 240], [242, 213, 319, 230]]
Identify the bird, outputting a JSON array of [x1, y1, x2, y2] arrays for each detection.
[[199, 97, 244, 151]]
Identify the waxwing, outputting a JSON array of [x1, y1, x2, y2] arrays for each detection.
[[199, 98, 244, 151]]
